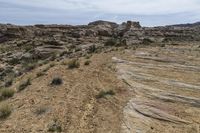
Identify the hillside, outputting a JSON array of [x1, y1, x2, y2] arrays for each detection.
[[0, 21, 200, 133]]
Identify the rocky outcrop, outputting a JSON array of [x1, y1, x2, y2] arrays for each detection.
[[88, 20, 118, 28], [0, 20, 200, 82]]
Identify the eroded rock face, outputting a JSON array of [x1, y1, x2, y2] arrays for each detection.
[[113, 44, 200, 133]]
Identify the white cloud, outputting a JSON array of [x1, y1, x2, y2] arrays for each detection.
[[1, 0, 200, 15]]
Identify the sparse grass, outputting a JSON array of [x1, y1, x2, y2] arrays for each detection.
[[47, 119, 62, 132], [67, 59, 80, 69], [36, 72, 45, 77], [51, 77, 63, 85], [18, 78, 31, 92], [35, 106, 47, 115], [0, 104, 12, 119], [96, 90, 115, 99], [84, 60, 91, 66], [0, 88, 15, 100]]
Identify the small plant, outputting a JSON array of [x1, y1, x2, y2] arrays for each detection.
[[0, 88, 15, 100], [47, 119, 62, 132], [143, 38, 153, 44], [4, 79, 13, 87], [23, 63, 37, 72], [51, 77, 63, 85], [96, 90, 115, 99], [18, 78, 31, 92], [85, 55, 91, 59], [35, 106, 47, 115], [49, 63, 55, 67], [24, 45, 34, 52], [84, 60, 91, 66], [61, 61, 67, 65], [88, 45, 96, 53], [36, 72, 45, 77], [67, 59, 80, 69], [0, 104, 12, 119], [8, 58, 20, 65], [105, 38, 117, 46]]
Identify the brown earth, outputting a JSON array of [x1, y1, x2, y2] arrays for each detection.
[[0, 50, 132, 133], [0, 21, 200, 133], [0, 42, 199, 133]]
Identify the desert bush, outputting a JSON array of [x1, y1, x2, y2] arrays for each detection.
[[49, 53, 57, 61], [105, 38, 117, 46], [36, 72, 45, 77], [4, 79, 13, 87], [49, 63, 55, 67], [0, 88, 15, 100], [0, 104, 12, 119], [47, 119, 62, 132], [35, 106, 47, 115], [84, 60, 91, 66], [143, 38, 153, 44], [51, 77, 63, 85], [61, 61, 67, 65], [67, 59, 80, 69], [23, 63, 37, 72], [96, 90, 115, 99], [85, 55, 91, 59], [8, 58, 20, 65], [88, 45, 96, 53], [24, 45, 34, 52], [18, 78, 31, 91]]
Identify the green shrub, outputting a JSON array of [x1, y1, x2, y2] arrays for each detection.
[[51, 77, 63, 85], [96, 90, 115, 99], [0, 104, 12, 119], [67, 59, 80, 69], [18, 78, 31, 92], [84, 60, 91, 66], [0, 88, 15, 100]]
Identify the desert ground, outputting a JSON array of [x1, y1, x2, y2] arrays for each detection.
[[0, 21, 200, 132]]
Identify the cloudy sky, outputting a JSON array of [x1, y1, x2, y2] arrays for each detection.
[[0, 0, 200, 26]]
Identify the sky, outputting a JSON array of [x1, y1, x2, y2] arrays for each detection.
[[0, 0, 200, 26]]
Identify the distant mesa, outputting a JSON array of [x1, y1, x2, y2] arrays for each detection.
[[88, 20, 141, 29]]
